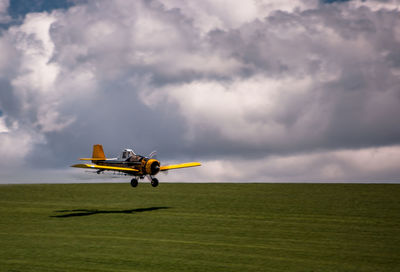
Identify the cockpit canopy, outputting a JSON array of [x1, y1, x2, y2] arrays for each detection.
[[121, 149, 136, 160]]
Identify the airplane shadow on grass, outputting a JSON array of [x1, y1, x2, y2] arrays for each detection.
[[51, 207, 170, 218]]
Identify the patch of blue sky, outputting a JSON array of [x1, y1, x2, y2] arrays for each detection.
[[0, 0, 83, 28], [8, 0, 75, 19]]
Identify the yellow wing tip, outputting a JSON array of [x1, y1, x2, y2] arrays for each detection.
[[71, 163, 88, 168], [160, 162, 202, 171]]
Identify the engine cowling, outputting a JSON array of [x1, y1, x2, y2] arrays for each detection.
[[145, 159, 160, 175]]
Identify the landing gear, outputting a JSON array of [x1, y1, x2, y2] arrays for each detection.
[[151, 178, 159, 187], [131, 177, 158, 188], [130, 178, 138, 188]]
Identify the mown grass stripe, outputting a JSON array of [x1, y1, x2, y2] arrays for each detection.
[[0, 183, 399, 272]]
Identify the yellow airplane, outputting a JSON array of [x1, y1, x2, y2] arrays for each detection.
[[71, 144, 201, 187]]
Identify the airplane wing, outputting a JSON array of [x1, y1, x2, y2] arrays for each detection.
[[160, 162, 201, 171], [79, 158, 106, 161], [71, 164, 139, 173]]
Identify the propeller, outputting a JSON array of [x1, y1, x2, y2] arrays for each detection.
[[148, 150, 157, 159], [148, 150, 168, 175]]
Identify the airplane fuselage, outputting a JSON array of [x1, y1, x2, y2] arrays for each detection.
[[95, 156, 160, 177]]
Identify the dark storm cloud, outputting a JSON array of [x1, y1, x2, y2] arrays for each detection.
[[160, 3, 400, 157], [27, 83, 189, 168]]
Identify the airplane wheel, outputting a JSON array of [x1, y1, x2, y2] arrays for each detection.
[[151, 178, 159, 187], [130, 178, 138, 188]]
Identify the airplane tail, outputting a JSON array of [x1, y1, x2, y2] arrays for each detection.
[[92, 144, 106, 160], [78, 144, 107, 162]]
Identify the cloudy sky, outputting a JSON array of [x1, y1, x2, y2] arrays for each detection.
[[0, 0, 399, 183]]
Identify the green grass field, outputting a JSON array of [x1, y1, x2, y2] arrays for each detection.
[[0, 183, 399, 272]]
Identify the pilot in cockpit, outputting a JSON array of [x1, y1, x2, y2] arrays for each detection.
[[121, 149, 141, 162]]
